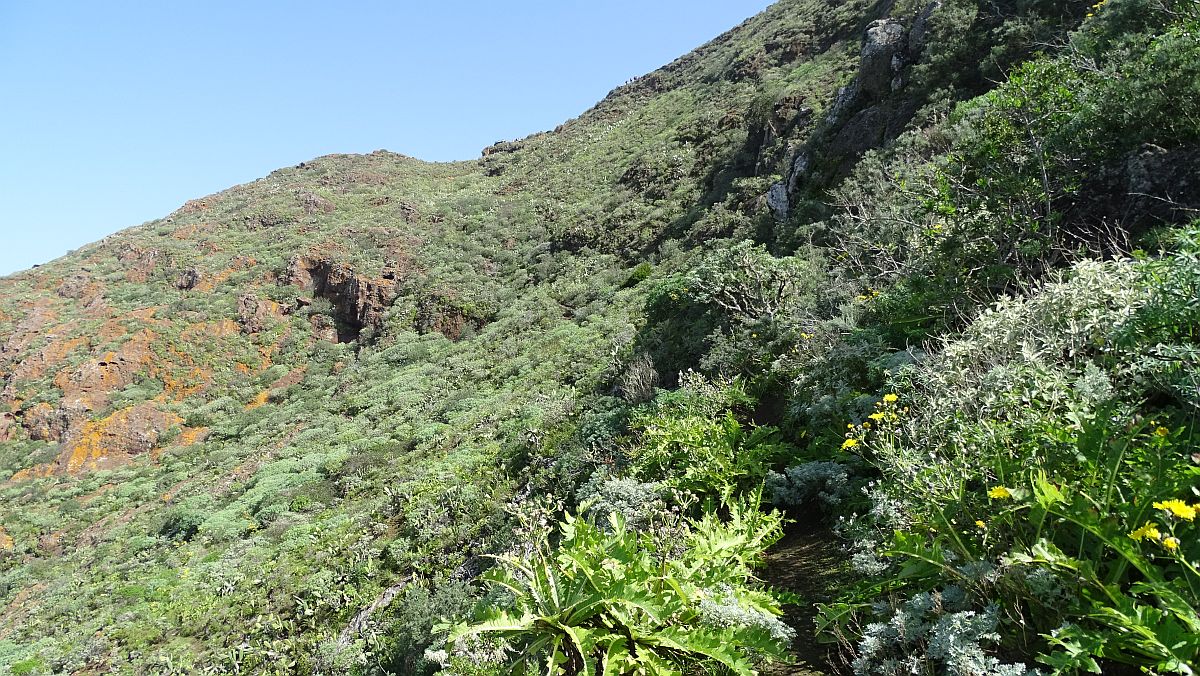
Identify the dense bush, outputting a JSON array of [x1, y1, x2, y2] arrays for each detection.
[[818, 234, 1200, 672]]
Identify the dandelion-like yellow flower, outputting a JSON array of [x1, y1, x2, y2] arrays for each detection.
[[988, 486, 1013, 500], [1153, 499, 1197, 521], [869, 412, 885, 421], [1129, 522, 1161, 542], [1163, 537, 1181, 551], [841, 438, 859, 450], [1154, 426, 1170, 438], [975, 520, 986, 529], [883, 394, 899, 403]]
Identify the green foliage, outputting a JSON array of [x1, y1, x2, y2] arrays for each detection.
[[441, 498, 791, 676], [819, 239, 1200, 672], [629, 412, 789, 504], [0, 0, 1196, 672]]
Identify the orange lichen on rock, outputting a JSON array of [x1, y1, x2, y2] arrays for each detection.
[[258, 343, 278, 369], [9, 463, 53, 482], [176, 426, 209, 447], [245, 390, 271, 410], [159, 366, 212, 400], [61, 402, 183, 474], [6, 335, 89, 385], [181, 319, 241, 341], [150, 425, 208, 461], [0, 526, 13, 552]]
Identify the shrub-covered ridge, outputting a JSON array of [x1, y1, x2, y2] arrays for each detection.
[[0, 0, 1197, 674]]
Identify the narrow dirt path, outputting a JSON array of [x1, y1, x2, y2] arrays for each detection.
[[761, 514, 848, 676]]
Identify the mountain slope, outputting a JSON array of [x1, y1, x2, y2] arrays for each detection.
[[1, 0, 1197, 673]]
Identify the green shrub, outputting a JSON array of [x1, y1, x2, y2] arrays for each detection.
[[440, 496, 791, 675]]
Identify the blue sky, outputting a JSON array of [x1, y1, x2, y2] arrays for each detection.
[[0, 1, 773, 276]]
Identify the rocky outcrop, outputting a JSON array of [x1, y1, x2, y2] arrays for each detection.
[[297, 191, 336, 215], [21, 402, 72, 442], [119, 246, 161, 283], [57, 274, 99, 301], [859, 19, 907, 99], [11, 401, 185, 479], [309, 314, 340, 343], [415, 290, 491, 342], [237, 293, 283, 335], [1065, 143, 1200, 250], [7, 330, 163, 447], [0, 411, 16, 442], [175, 267, 201, 290], [767, 182, 790, 221], [769, 9, 932, 218], [283, 256, 399, 343], [60, 402, 182, 473], [482, 140, 524, 157], [0, 302, 56, 371]]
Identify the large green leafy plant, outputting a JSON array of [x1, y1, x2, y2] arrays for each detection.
[[438, 497, 792, 676]]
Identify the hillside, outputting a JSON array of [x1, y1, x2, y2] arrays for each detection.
[[1, 0, 1198, 674]]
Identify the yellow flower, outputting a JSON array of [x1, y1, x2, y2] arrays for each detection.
[[1153, 499, 1197, 521], [1129, 522, 1161, 542], [975, 520, 986, 530], [848, 423, 856, 429], [869, 412, 885, 421], [841, 438, 859, 450], [1154, 426, 1170, 438], [883, 393, 899, 403], [988, 486, 1013, 500], [1163, 537, 1181, 551]]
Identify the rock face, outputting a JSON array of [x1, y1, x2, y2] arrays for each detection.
[[771, 10, 927, 216], [120, 246, 161, 283], [54, 330, 157, 427], [12, 402, 184, 479], [767, 182, 790, 221], [859, 19, 907, 99], [414, 291, 489, 342], [283, 256, 399, 343], [1125, 144, 1200, 223], [0, 411, 16, 442], [175, 268, 202, 290], [57, 402, 183, 474]]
